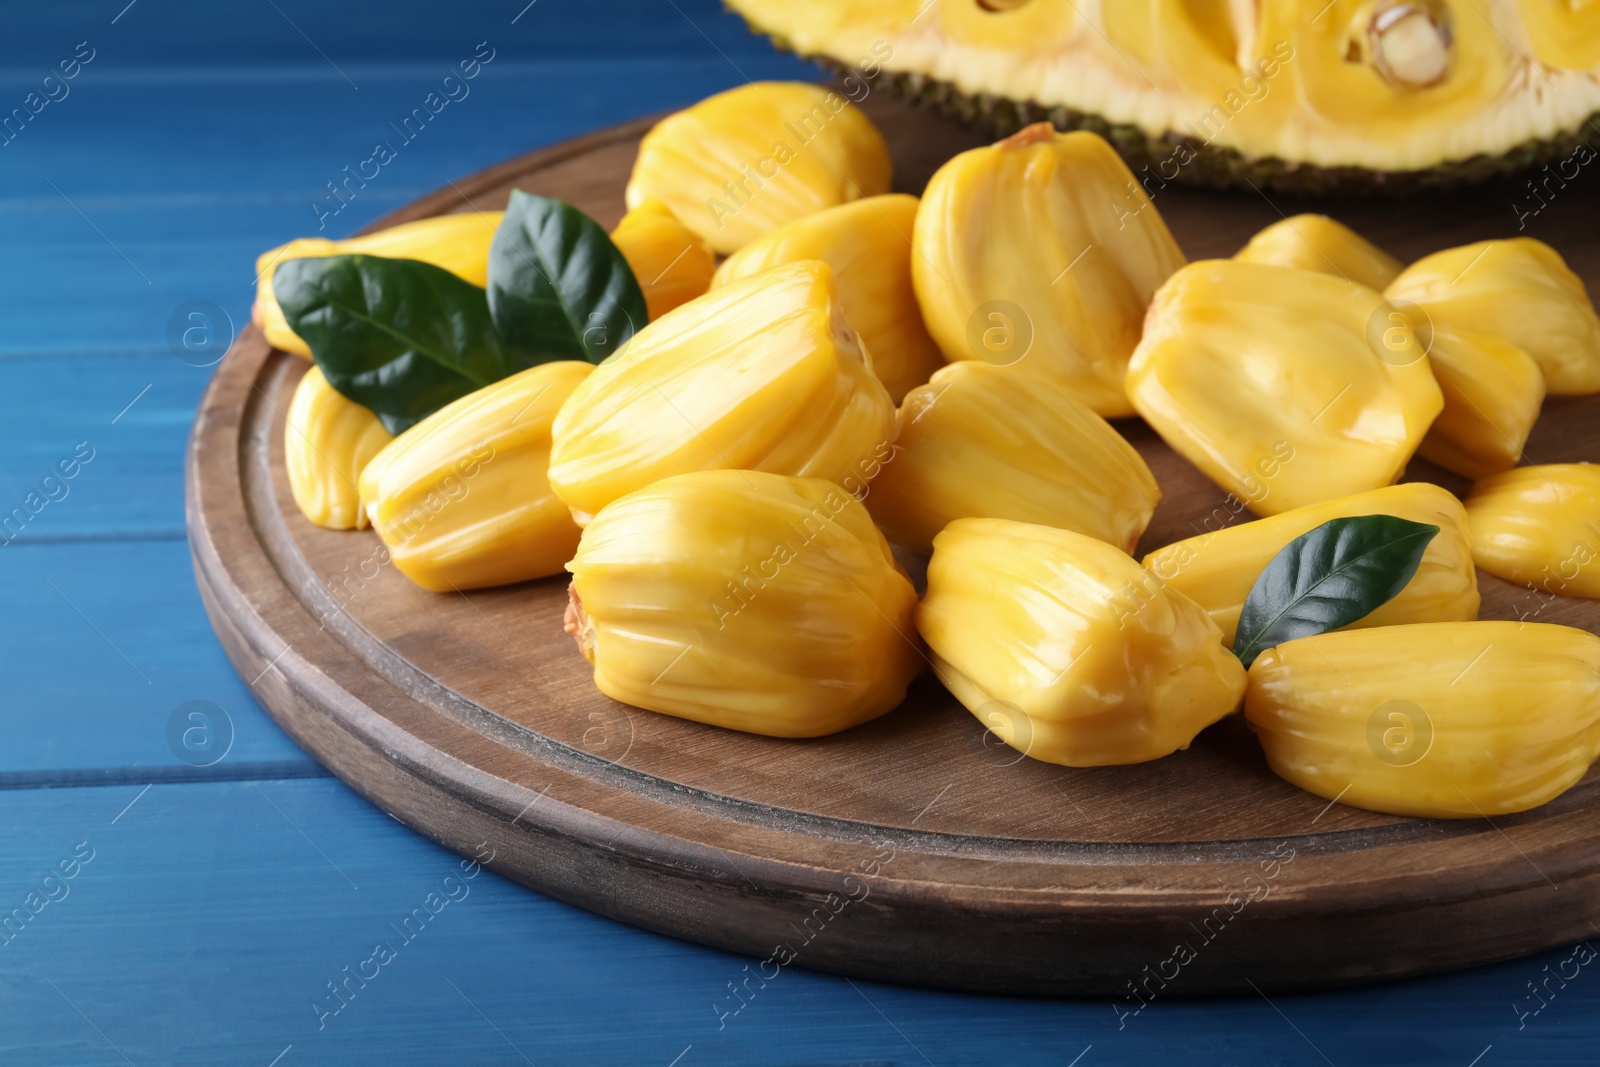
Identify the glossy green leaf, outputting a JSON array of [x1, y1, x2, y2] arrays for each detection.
[[276, 254, 526, 435], [488, 190, 646, 365], [1233, 514, 1440, 668]]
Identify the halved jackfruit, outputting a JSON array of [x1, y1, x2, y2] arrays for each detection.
[[727, 0, 1600, 193]]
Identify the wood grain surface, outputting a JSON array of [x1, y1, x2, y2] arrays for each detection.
[[186, 92, 1600, 995]]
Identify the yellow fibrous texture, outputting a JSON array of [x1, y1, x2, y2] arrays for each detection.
[[609, 198, 716, 322], [713, 194, 942, 403], [1465, 463, 1600, 599], [1385, 238, 1600, 396], [565, 470, 921, 737], [917, 518, 1248, 767], [357, 362, 592, 592], [253, 211, 502, 357], [548, 260, 895, 525], [625, 81, 891, 255], [1245, 622, 1600, 817], [1234, 214, 1402, 292], [1416, 329, 1546, 480], [1126, 260, 1444, 516], [284, 366, 393, 530], [912, 124, 1187, 417], [1518, 0, 1600, 69], [728, 0, 1600, 184], [867, 361, 1159, 554], [1144, 482, 1480, 647]]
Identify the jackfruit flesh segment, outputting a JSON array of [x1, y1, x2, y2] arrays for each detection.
[[1385, 238, 1600, 396], [566, 469, 922, 737], [1245, 622, 1600, 818], [254, 212, 502, 357], [610, 199, 716, 322], [548, 260, 895, 525], [625, 81, 891, 255], [1465, 463, 1600, 600], [1234, 214, 1402, 292], [912, 123, 1187, 418], [713, 194, 943, 404], [358, 361, 591, 592], [1416, 328, 1546, 481], [1144, 482, 1480, 647], [284, 366, 393, 530], [918, 517, 1248, 767], [867, 360, 1159, 554], [1125, 259, 1444, 516]]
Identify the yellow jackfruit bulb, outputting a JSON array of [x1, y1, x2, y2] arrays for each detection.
[[565, 469, 921, 737], [609, 198, 716, 322], [253, 211, 502, 357], [625, 81, 891, 255], [548, 260, 894, 524], [917, 518, 1247, 767], [284, 366, 393, 530], [713, 194, 942, 403], [1144, 482, 1480, 648], [1233, 214, 1403, 293], [1416, 328, 1545, 480], [1384, 238, 1600, 396], [1245, 622, 1600, 818], [912, 123, 1187, 418], [867, 361, 1159, 554], [357, 361, 592, 592], [1465, 463, 1600, 599], [1126, 260, 1444, 517]]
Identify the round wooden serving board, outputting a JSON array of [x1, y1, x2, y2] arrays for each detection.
[[187, 93, 1600, 996]]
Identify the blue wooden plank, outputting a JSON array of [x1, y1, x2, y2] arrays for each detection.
[[0, 776, 1591, 1066], [0, 59, 812, 204], [0, 539, 318, 779], [0, 0, 1588, 1057], [0, 60, 811, 356], [0, 351, 206, 536], [0, 0, 795, 68]]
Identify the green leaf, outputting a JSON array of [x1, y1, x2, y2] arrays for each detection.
[[488, 190, 646, 365], [1232, 514, 1440, 668], [276, 254, 527, 435]]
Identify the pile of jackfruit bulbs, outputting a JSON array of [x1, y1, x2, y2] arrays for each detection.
[[255, 82, 1600, 821]]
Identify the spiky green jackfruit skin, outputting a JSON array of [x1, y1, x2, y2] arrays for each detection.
[[807, 54, 1600, 197]]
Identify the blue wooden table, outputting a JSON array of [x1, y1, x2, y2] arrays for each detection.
[[1, 2, 1594, 1063]]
